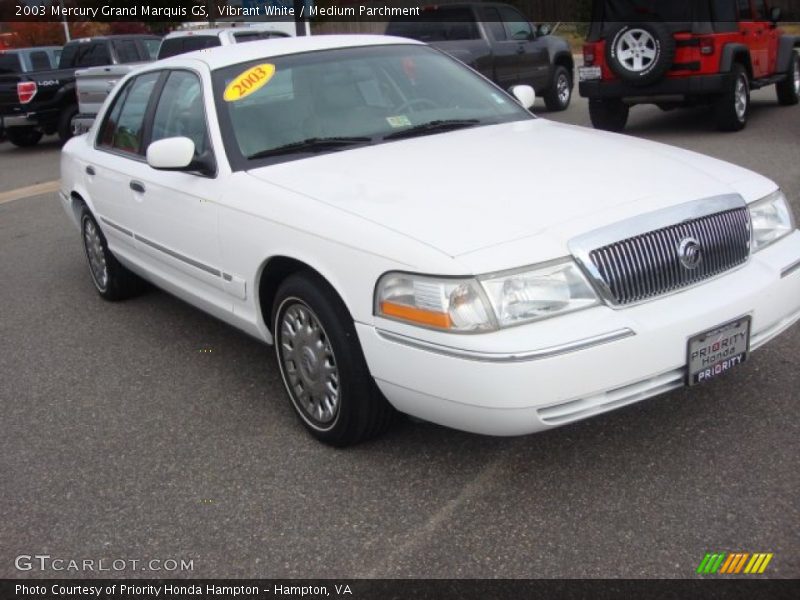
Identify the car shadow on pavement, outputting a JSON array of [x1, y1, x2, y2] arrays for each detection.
[[624, 97, 785, 136]]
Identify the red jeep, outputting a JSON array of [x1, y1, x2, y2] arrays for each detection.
[[579, 0, 800, 132]]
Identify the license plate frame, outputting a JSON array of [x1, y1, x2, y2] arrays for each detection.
[[578, 66, 602, 82], [687, 316, 751, 386]]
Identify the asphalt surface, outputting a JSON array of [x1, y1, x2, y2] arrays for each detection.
[[1, 88, 799, 579]]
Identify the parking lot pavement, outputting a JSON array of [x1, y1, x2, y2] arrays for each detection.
[[1, 89, 799, 579]]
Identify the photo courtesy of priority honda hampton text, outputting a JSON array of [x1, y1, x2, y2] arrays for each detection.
[[60, 35, 800, 446]]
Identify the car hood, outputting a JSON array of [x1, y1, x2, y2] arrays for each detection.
[[246, 119, 773, 258]]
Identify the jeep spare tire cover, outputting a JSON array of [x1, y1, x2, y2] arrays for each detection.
[[606, 22, 675, 86]]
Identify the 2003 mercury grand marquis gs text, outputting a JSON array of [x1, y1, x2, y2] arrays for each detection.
[[60, 36, 800, 446]]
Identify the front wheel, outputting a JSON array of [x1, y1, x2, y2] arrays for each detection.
[[588, 99, 630, 132], [776, 51, 800, 106], [273, 272, 395, 446], [714, 64, 749, 131], [543, 66, 572, 111], [80, 208, 145, 301], [6, 127, 42, 147]]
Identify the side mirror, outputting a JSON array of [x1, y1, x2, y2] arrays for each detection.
[[770, 6, 781, 22], [510, 85, 536, 110], [146, 137, 215, 176], [537, 24, 552, 36]]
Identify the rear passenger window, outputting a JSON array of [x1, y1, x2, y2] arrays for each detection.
[[0, 53, 22, 74], [157, 36, 220, 60], [29, 51, 52, 71], [77, 43, 111, 67], [150, 71, 209, 156], [98, 72, 161, 155], [113, 40, 140, 64], [142, 39, 161, 60]]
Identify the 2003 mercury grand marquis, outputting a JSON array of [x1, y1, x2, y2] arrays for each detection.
[[60, 36, 800, 446]]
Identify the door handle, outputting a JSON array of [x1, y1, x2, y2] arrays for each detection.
[[129, 181, 145, 194], [85, 165, 95, 176]]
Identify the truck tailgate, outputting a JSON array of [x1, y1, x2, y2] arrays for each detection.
[[76, 64, 140, 115], [0, 73, 23, 114]]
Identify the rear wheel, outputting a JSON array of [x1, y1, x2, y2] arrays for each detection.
[[714, 64, 749, 132], [58, 104, 78, 143], [543, 65, 572, 111], [6, 127, 42, 148], [588, 99, 630, 132], [80, 207, 145, 301], [776, 51, 800, 106], [273, 272, 395, 446]]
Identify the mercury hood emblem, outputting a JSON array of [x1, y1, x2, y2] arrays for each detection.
[[678, 237, 702, 270]]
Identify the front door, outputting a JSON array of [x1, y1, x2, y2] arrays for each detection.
[[126, 69, 229, 307]]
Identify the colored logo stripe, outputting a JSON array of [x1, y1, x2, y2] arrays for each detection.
[[698, 552, 773, 574]]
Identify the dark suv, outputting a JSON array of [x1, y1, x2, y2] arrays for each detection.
[[579, 0, 800, 132]]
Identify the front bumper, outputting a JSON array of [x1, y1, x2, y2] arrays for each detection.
[[580, 73, 731, 102], [357, 231, 800, 436]]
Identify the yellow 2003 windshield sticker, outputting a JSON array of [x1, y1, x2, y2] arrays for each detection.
[[223, 64, 276, 102]]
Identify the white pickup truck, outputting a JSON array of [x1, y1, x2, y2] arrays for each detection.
[[73, 23, 296, 135]]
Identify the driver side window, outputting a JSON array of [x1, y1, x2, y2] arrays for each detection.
[[498, 7, 533, 41], [150, 70, 209, 156]]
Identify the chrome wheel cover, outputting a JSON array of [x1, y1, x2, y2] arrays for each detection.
[[735, 76, 748, 121], [557, 73, 570, 105], [277, 300, 340, 429], [83, 218, 108, 291], [616, 29, 658, 73]]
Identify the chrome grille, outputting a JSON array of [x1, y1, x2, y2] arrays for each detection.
[[588, 207, 751, 305]]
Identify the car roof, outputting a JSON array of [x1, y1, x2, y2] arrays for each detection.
[[3, 46, 61, 54], [164, 24, 292, 39], [156, 34, 422, 70]]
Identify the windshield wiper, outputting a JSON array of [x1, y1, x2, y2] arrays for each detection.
[[383, 119, 481, 141], [247, 136, 372, 159]]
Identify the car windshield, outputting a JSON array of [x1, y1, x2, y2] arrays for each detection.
[[212, 44, 532, 166]]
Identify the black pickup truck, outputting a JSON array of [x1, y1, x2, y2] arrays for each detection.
[[386, 2, 575, 111], [0, 35, 159, 147]]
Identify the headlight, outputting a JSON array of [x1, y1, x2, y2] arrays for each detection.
[[749, 189, 796, 252], [375, 273, 495, 332], [480, 259, 598, 328], [375, 259, 599, 333]]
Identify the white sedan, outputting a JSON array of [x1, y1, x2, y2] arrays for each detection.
[[60, 35, 800, 446]]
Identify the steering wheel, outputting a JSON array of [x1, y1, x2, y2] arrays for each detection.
[[394, 98, 438, 114]]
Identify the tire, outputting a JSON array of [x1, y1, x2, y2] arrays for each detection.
[[776, 51, 800, 106], [543, 65, 573, 112], [58, 104, 78, 143], [6, 127, 42, 148], [272, 272, 395, 446], [714, 64, 749, 132], [588, 99, 630, 132], [606, 22, 675, 86], [80, 207, 145, 301]]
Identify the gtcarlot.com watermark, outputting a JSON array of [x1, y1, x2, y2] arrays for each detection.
[[15, 554, 194, 573]]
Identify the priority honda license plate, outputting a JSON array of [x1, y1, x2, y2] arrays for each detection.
[[687, 317, 751, 386]]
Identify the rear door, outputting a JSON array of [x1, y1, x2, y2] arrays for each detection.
[[86, 70, 162, 258], [737, 0, 770, 77], [753, 0, 780, 74]]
